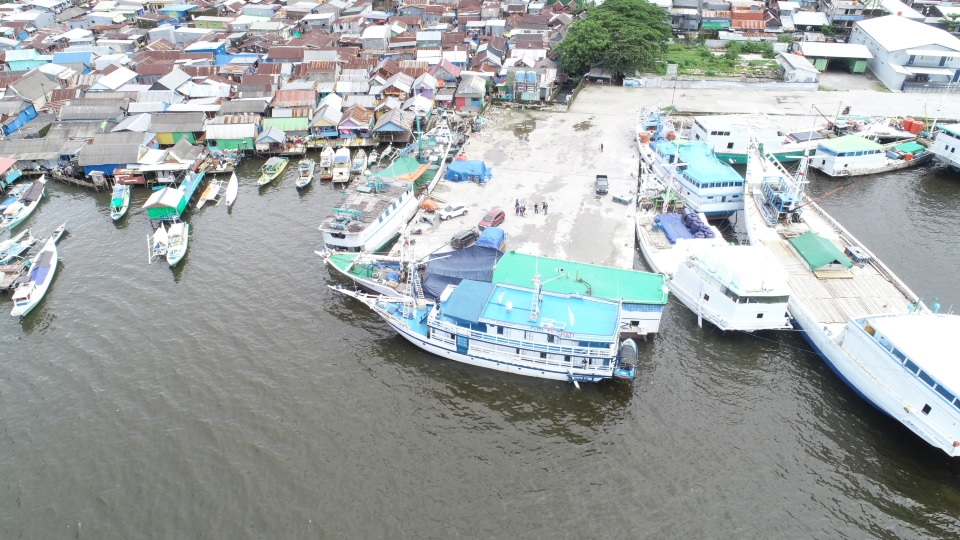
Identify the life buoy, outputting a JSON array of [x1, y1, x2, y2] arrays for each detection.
[[371, 270, 380, 279]]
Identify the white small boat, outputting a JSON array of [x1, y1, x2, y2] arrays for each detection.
[[10, 232, 60, 318], [0, 176, 46, 231], [319, 147, 335, 180], [224, 172, 238, 208], [366, 148, 378, 165], [110, 183, 131, 221], [332, 148, 351, 183], [351, 149, 367, 176], [296, 158, 315, 189], [148, 223, 168, 264], [196, 178, 224, 209], [165, 221, 189, 267]]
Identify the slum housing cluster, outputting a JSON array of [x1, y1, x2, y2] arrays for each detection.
[[0, 0, 571, 179]]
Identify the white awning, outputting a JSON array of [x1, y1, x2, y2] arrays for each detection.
[[905, 66, 954, 76], [905, 48, 960, 58]]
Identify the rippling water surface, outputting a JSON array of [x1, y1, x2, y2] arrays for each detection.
[[1, 160, 959, 538]]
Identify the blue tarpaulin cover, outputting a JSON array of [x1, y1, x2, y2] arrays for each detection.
[[440, 280, 496, 324], [655, 213, 694, 244], [476, 226, 505, 249], [444, 160, 492, 183], [422, 245, 504, 299]]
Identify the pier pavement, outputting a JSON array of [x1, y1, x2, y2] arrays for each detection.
[[396, 81, 960, 268]]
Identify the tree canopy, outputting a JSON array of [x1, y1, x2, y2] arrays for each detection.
[[554, 0, 672, 78]]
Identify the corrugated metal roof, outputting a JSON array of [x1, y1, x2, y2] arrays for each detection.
[[77, 143, 144, 165], [206, 122, 258, 139]]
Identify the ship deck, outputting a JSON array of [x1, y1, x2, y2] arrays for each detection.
[[744, 152, 917, 326]]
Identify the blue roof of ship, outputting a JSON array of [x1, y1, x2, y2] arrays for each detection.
[[442, 280, 495, 323], [653, 140, 742, 183], [440, 280, 619, 338]]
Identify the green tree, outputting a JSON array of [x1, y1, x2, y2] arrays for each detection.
[[553, 18, 611, 75], [555, 0, 672, 77], [941, 13, 960, 34]]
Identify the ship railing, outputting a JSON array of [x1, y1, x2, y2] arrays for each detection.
[[430, 319, 615, 357], [467, 341, 613, 372], [801, 196, 922, 307]]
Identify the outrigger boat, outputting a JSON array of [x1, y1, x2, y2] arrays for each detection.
[[257, 157, 289, 186], [224, 173, 238, 208], [0, 183, 29, 214], [148, 222, 169, 264], [0, 176, 46, 231], [110, 183, 131, 221], [0, 228, 36, 265], [296, 158, 316, 189], [809, 135, 933, 177], [165, 221, 189, 267], [196, 178, 224, 209], [10, 222, 66, 318]]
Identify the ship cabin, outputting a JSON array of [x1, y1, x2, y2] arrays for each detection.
[[430, 280, 622, 371]]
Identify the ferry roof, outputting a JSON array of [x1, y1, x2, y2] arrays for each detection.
[[937, 123, 960, 138], [492, 251, 668, 304], [817, 135, 883, 153], [788, 231, 853, 270], [441, 280, 620, 338], [867, 314, 960, 390], [671, 141, 743, 183]]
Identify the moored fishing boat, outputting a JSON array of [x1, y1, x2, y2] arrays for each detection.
[[257, 156, 289, 186], [148, 222, 168, 263], [332, 147, 351, 184], [926, 123, 960, 172], [110, 183, 131, 221], [318, 173, 420, 253], [744, 142, 960, 455], [636, 107, 745, 219], [351, 149, 367, 177], [330, 272, 637, 384], [10, 223, 65, 318], [165, 221, 189, 267], [0, 176, 46, 231], [318, 147, 335, 180], [296, 158, 315, 189], [809, 135, 933, 177], [689, 114, 826, 165]]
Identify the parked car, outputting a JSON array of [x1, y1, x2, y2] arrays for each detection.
[[439, 204, 468, 221], [595, 175, 609, 195], [450, 228, 479, 249], [478, 208, 505, 230]]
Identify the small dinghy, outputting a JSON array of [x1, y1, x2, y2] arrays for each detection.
[[110, 183, 131, 221], [224, 173, 238, 208], [165, 221, 189, 267]]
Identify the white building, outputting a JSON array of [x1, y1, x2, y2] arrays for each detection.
[[850, 15, 960, 93]]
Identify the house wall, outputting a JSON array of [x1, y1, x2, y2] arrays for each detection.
[[208, 137, 255, 151], [156, 132, 197, 145]]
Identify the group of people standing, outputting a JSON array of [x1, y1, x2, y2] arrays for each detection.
[[515, 199, 547, 217]]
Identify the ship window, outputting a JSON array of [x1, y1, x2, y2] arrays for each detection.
[[450, 333, 456, 340], [919, 370, 936, 387], [936, 385, 955, 403], [922, 404, 932, 415], [892, 348, 906, 362], [905, 359, 920, 374], [547, 334, 556, 343], [703, 294, 710, 301], [378, 216, 383, 223], [954, 398, 960, 411], [756, 313, 764, 318], [540, 352, 547, 359], [727, 142, 734, 149]]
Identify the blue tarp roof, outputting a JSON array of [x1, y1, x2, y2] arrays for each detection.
[[52, 51, 93, 64], [476, 226, 504, 249], [423, 245, 503, 298], [440, 279, 495, 324], [444, 160, 491, 183]]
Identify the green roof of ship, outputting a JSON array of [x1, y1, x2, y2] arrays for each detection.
[[492, 251, 668, 305], [817, 135, 883, 153], [937, 123, 960, 137]]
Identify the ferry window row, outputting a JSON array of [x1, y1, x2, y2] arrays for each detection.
[[710, 131, 731, 136], [819, 148, 882, 157], [893, 343, 959, 410], [682, 172, 743, 189]]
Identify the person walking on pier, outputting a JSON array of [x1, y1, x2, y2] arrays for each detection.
[[542, 201, 548, 215], [534, 203, 539, 214]]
